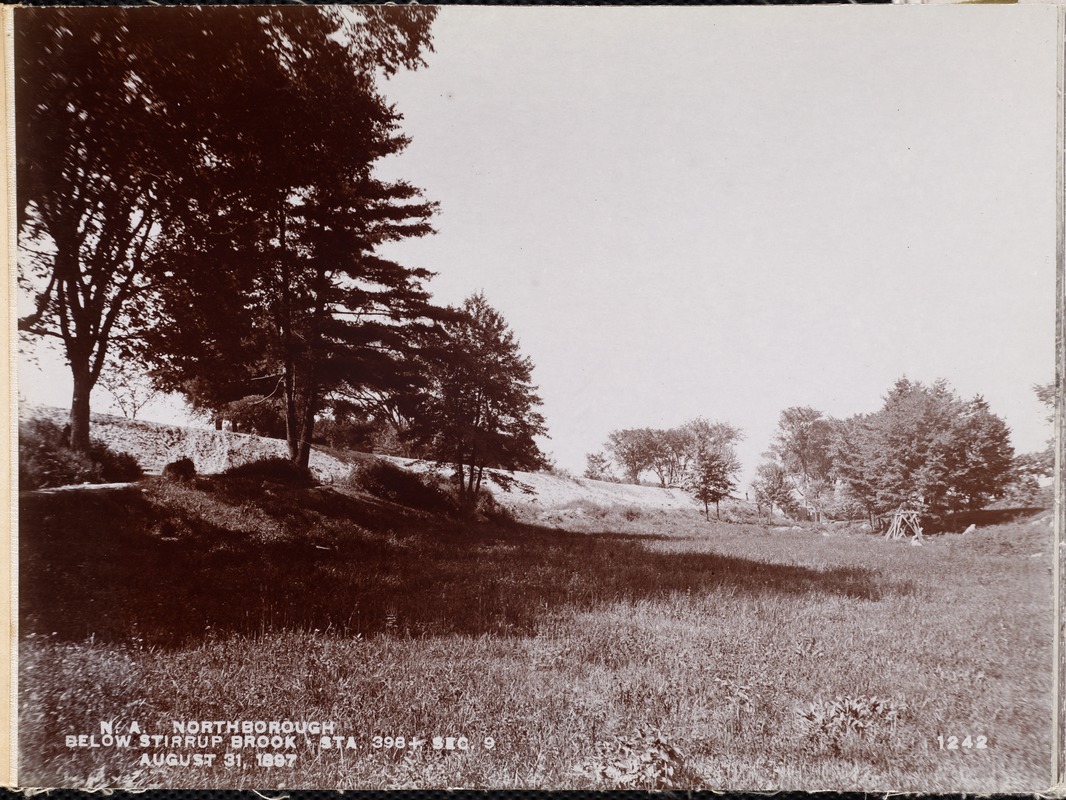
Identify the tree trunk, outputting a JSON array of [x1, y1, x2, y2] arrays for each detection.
[[715, 500, 720, 520], [458, 464, 476, 516], [284, 363, 299, 463], [296, 393, 316, 470], [69, 362, 93, 453]]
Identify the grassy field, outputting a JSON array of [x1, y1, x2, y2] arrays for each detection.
[[18, 473, 1054, 790]]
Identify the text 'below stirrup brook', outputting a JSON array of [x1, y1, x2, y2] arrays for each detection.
[[63, 719, 496, 771]]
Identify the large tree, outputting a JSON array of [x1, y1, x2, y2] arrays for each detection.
[[16, 6, 437, 457], [831, 378, 1014, 519], [16, 9, 189, 450], [768, 406, 836, 519], [135, 8, 439, 467], [411, 293, 548, 512]]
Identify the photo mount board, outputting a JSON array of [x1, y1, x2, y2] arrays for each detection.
[[3, 3, 1066, 792]]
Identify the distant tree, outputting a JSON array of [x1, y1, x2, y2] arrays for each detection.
[[1026, 381, 1056, 478], [831, 378, 1014, 519], [952, 395, 1015, 510], [751, 462, 796, 521], [410, 293, 548, 513], [684, 440, 738, 519], [604, 428, 657, 484], [770, 407, 834, 481], [584, 451, 618, 482], [1035, 381, 1056, 420], [98, 357, 159, 420], [769, 406, 835, 519], [827, 414, 881, 523], [645, 426, 689, 488], [1003, 381, 1056, 504]]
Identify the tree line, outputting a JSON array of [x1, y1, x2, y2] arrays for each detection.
[[16, 7, 546, 511], [588, 378, 1049, 523], [585, 420, 743, 518]]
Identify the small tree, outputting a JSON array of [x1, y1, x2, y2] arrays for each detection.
[[684, 441, 736, 519], [98, 357, 159, 420], [751, 462, 795, 521], [584, 451, 618, 482], [604, 428, 657, 484], [412, 293, 548, 513]]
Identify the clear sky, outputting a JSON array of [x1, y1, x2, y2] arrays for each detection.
[[18, 5, 1059, 486]]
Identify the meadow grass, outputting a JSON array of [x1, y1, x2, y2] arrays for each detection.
[[18, 476, 1053, 790]]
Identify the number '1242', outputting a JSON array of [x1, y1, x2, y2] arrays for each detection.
[[937, 735, 987, 750]]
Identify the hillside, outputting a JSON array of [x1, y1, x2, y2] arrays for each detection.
[[19, 406, 743, 516]]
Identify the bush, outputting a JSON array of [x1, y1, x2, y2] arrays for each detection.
[[162, 457, 196, 483], [19, 418, 142, 490], [796, 695, 905, 753], [349, 460, 455, 514], [579, 727, 701, 789], [223, 457, 314, 486], [90, 441, 143, 483]]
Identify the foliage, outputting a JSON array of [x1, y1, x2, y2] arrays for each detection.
[[139, 8, 440, 469], [751, 462, 797, 519], [222, 457, 315, 486], [313, 416, 380, 452], [162, 457, 197, 483], [768, 407, 835, 518], [830, 378, 1014, 518], [348, 460, 455, 514], [583, 451, 618, 482], [600, 419, 742, 489], [770, 407, 835, 484], [580, 727, 698, 789], [796, 696, 905, 752], [19, 418, 141, 489], [220, 396, 288, 439], [603, 428, 656, 484], [409, 293, 548, 513], [89, 442, 144, 484], [684, 452, 734, 519], [17, 7, 438, 458], [682, 422, 741, 522], [1021, 381, 1056, 480]]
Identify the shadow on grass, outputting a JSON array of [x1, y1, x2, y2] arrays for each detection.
[[925, 507, 1048, 534], [21, 478, 887, 647]]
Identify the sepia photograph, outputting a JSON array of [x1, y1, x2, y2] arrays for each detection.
[[9, 3, 1063, 791]]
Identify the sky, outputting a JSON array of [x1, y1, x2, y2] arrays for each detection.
[[18, 5, 1060, 485]]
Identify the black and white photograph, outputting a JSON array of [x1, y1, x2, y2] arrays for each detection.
[[10, 3, 1063, 791]]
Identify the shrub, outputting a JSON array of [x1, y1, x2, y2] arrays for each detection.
[[90, 441, 143, 483], [19, 418, 142, 490], [579, 727, 700, 789], [796, 695, 905, 752], [475, 488, 515, 522], [349, 460, 455, 514], [19, 419, 99, 490], [223, 457, 314, 486], [162, 457, 197, 483]]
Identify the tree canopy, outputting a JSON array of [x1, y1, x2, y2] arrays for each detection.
[[16, 6, 438, 456], [409, 293, 548, 512], [830, 378, 1013, 519]]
